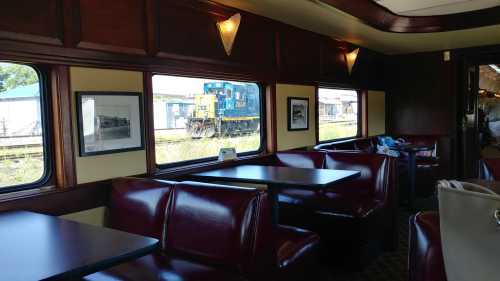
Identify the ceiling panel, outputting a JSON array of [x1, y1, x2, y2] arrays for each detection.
[[374, 0, 500, 16], [212, 0, 500, 54]]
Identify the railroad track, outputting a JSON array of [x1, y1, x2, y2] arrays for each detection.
[[0, 152, 43, 161]]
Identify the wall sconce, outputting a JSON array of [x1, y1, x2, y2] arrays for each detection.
[[217, 13, 241, 56], [345, 48, 360, 75]]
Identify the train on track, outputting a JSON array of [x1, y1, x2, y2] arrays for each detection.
[[186, 82, 260, 138]]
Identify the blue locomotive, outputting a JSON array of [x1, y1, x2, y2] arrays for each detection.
[[186, 82, 260, 138]]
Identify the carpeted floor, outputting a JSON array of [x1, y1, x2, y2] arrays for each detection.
[[319, 210, 410, 281], [319, 196, 439, 281]]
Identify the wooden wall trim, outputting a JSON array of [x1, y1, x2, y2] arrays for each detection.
[[266, 84, 278, 152], [143, 71, 157, 175], [50, 65, 77, 188], [0, 180, 110, 216]]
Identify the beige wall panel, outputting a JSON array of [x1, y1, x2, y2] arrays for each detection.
[[70, 67, 147, 184], [367, 90, 386, 136], [59, 207, 107, 227], [276, 84, 316, 150]]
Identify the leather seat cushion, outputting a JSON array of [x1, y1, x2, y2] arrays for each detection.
[[275, 225, 319, 269], [409, 212, 446, 281], [278, 189, 382, 219], [83, 254, 248, 281]]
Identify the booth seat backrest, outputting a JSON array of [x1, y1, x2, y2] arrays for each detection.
[[163, 181, 263, 272], [107, 177, 176, 240], [314, 137, 377, 153], [409, 212, 446, 281], [272, 151, 326, 169], [324, 152, 393, 202], [480, 158, 500, 181]]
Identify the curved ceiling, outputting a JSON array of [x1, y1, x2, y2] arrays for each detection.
[[321, 0, 500, 33], [212, 0, 500, 54], [375, 0, 500, 16]]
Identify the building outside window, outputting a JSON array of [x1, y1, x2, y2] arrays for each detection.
[[318, 88, 360, 142], [152, 75, 263, 166]]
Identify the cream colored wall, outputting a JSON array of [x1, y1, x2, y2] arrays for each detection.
[[367, 90, 386, 136], [59, 207, 107, 227], [70, 67, 147, 184], [275, 84, 316, 150]]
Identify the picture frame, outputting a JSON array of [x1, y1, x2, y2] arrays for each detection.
[[76, 91, 144, 156], [287, 97, 309, 131]]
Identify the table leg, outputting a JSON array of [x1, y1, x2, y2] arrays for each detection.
[[408, 152, 417, 210], [267, 184, 279, 225]]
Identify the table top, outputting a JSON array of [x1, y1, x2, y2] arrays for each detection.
[[390, 143, 435, 153], [191, 165, 360, 188], [0, 211, 159, 281]]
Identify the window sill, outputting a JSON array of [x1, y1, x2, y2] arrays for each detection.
[[152, 153, 270, 179], [0, 185, 59, 203]]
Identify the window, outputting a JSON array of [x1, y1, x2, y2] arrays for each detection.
[[152, 75, 263, 166], [0, 62, 50, 191], [318, 88, 360, 142]]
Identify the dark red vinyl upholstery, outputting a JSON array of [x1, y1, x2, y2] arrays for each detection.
[[409, 212, 447, 281], [84, 177, 319, 281], [259, 151, 397, 269], [107, 177, 176, 239]]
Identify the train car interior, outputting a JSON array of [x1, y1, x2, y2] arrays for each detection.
[[1, 1, 500, 280]]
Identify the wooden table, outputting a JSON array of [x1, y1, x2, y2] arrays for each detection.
[[391, 143, 435, 210], [191, 165, 361, 223], [0, 211, 159, 281]]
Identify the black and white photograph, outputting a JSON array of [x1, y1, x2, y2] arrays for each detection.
[[76, 92, 144, 156], [287, 97, 309, 131]]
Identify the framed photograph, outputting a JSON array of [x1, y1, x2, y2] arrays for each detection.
[[287, 97, 309, 131], [76, 91, 144, 156]]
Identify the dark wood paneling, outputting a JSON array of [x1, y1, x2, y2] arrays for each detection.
[[350, 48, 386, 90], [320, 0, 500, 33], [157, 0, 275, 70], [387, 52, 455, 135], [277, 25, 321, 82], [0, 0, 63, 45], [0, 181, 111, 216], [75, 0, 148, 55], [320, 38, 349, 83]]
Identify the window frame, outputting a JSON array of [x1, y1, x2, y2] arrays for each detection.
[[316, 85, 362, 144], [151, 73, 267, 169], [0, 62, 53, 194]]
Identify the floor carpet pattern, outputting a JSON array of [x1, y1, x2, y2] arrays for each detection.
[[320, 210, 411, 281]]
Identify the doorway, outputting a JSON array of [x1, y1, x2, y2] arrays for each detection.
[[478, 64, 500, 157]]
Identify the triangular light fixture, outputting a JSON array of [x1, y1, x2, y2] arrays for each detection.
[[345, 48, 360, 75], [217, 13, 241, 56]]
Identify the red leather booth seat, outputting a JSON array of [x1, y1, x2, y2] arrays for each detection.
[[252, 151, 398, 269], [409, 212, 447, 281], [479, 158, 500, 180], [315, 135, 441, 196], [84, 177, 320, 281]]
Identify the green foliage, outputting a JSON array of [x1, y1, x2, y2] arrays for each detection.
[[0, 63, 39, 93]]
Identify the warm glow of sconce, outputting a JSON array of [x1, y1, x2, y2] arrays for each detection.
[[345, 48, 360, 75], [217, 13, 241, 56]]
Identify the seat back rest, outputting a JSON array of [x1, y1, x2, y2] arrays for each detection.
[[273, 151, 326, 168], [481, 158, 500, 180], [163, 181, 260, 271], [108, 177, 176, 239], [248, 192, 277, 277], [409, 212, 447, 281], [324, 152, 391, 200]]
